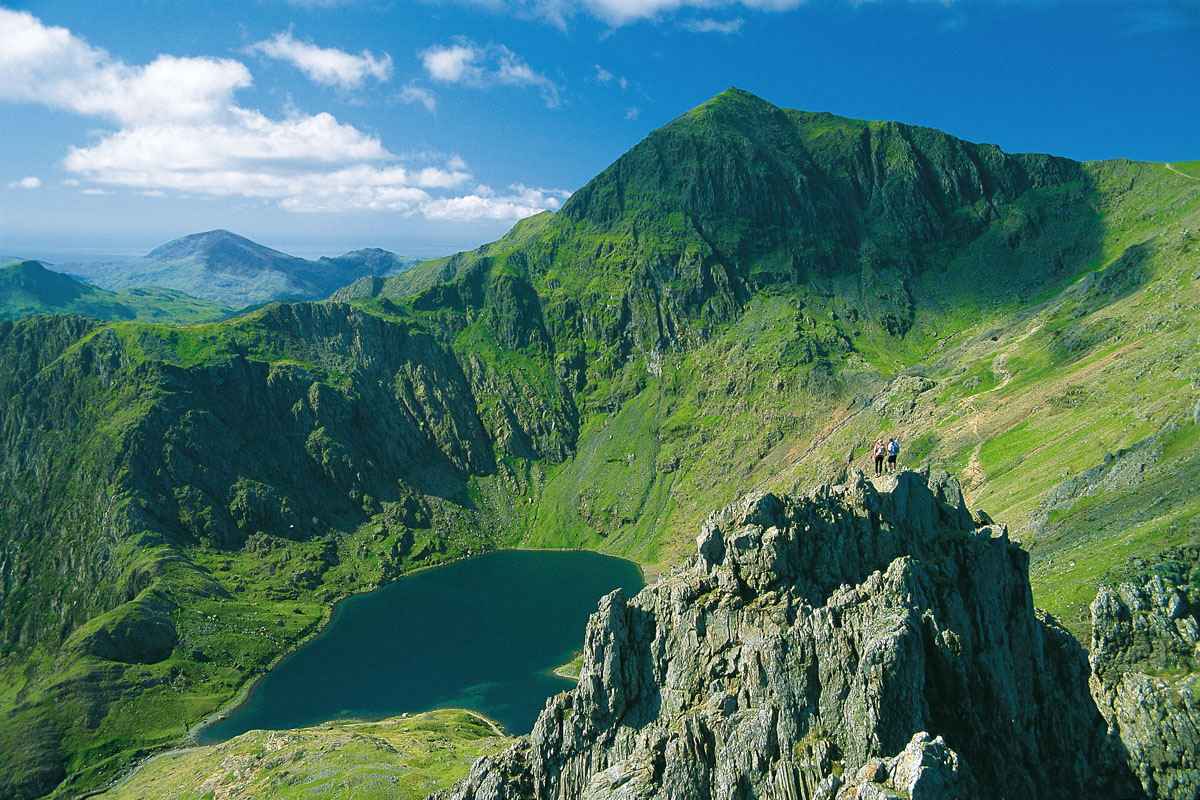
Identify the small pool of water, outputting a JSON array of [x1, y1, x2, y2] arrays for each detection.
[[198, 549, 643, 742]]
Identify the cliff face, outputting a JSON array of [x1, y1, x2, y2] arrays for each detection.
[[438, 471, 1135, 800], [0, 303, 577, 799], [372, 90, 1097, 379], [1089, 547, 1200, 800]]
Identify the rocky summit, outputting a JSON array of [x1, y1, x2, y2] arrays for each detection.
[[437, 470, 1142, 800]]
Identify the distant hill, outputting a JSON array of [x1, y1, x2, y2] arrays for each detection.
[[0, 259, 232, 322], [57, 230, 418, 307]]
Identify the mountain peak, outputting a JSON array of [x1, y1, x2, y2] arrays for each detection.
[[143, 229, 294, 264]]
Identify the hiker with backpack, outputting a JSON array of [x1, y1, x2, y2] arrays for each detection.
[[872, 439, 886, 476], [887, 437, 900, 473]]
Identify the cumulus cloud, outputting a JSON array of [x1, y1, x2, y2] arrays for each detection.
[[248, 30, 391, 89], [8, 176, 41, 189], [680, 17, 743, 33], [61, 112, 474, 211], [397, 83, 437, 112], [624, 106, 639, 120], [422, 39, 562, 107], [0, 9, 567, 221], [421, 184, 571, 221], [0, 8, 250, 125]]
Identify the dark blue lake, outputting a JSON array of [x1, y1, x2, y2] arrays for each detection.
[[198, 549, 643, 741]]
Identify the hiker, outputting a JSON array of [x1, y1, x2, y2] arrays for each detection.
[[872, 439, 885, 476], [887, 437, 900, 473]]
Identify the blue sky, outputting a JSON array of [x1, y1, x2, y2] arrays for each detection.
[[1, 0, 1196, 262]]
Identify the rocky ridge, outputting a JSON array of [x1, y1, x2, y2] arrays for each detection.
[[437, 470, 1139, 800], [1090, 546, 1200, 799]]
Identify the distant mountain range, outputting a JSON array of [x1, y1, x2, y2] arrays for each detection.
[[0, 259, 233, 322], [53, 229, 419, 307]]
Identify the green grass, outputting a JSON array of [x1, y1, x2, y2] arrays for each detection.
[[0, 261, 235, 323], [104, 708, 510, 800], [1168, 160, 1200, 179]]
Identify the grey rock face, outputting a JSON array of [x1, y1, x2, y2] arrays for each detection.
[[1089, 546, 1200, 800], [834, 732, 975, 800], [437, 470, 1132, 800], [1026, 431, 1163, 539]]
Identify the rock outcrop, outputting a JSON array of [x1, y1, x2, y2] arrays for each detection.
[[437, 470, 1136, 800], [1089, 546, 1200, 800]]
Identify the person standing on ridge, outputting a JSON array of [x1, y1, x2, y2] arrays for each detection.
[[872, 439, 886, 476], [887, 437, 900, 473]]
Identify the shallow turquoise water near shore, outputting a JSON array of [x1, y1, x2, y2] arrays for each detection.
[[198, 549, 643, 741]]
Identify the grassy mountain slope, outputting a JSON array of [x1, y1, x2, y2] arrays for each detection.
[[1, 89, 1196, 797], [104, 709, 509, 800], [0, 260, 233, 323], [0, 302, 557, 798], [59, 231, 418, 307]]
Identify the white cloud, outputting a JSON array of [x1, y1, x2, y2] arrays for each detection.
[[422, 39, 562, 107], [397, 83, 437, 112], [248, 30, 391, 90], [62, 114, 475, 211], [0, 9, 566, 221], [624, 106, 639, 120], [450, 0, 806, 27], [8, 176, 41, 189], [680, 17, 744, 33], [0, 8, 250, 125], [421, 184, 571, 222], [423, 43, 481, 83], [593, 63, 629, 89]]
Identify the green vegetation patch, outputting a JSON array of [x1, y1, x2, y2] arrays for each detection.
[[104, 709, 509, 800]]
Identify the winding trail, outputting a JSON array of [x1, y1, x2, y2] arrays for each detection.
[[962, 322, 1043, 489], [80, 744, 204, 798], [1165, 163, 1200, 182], [983, 323, 1043, 396], [463, 709, 507, 738]]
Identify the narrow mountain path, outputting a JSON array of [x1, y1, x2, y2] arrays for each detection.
[[984, 322, 1043, 396], [1165, 163, 1200, 182], [463, 709, 507, 738], [79, 744, 205, 798], [959, 322, 1042, 491]]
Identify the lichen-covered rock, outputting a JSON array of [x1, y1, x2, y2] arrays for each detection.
[[834, 732, 975, 800], [436, 470, 1134, 800], [1089, 547, 1200, 800]]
